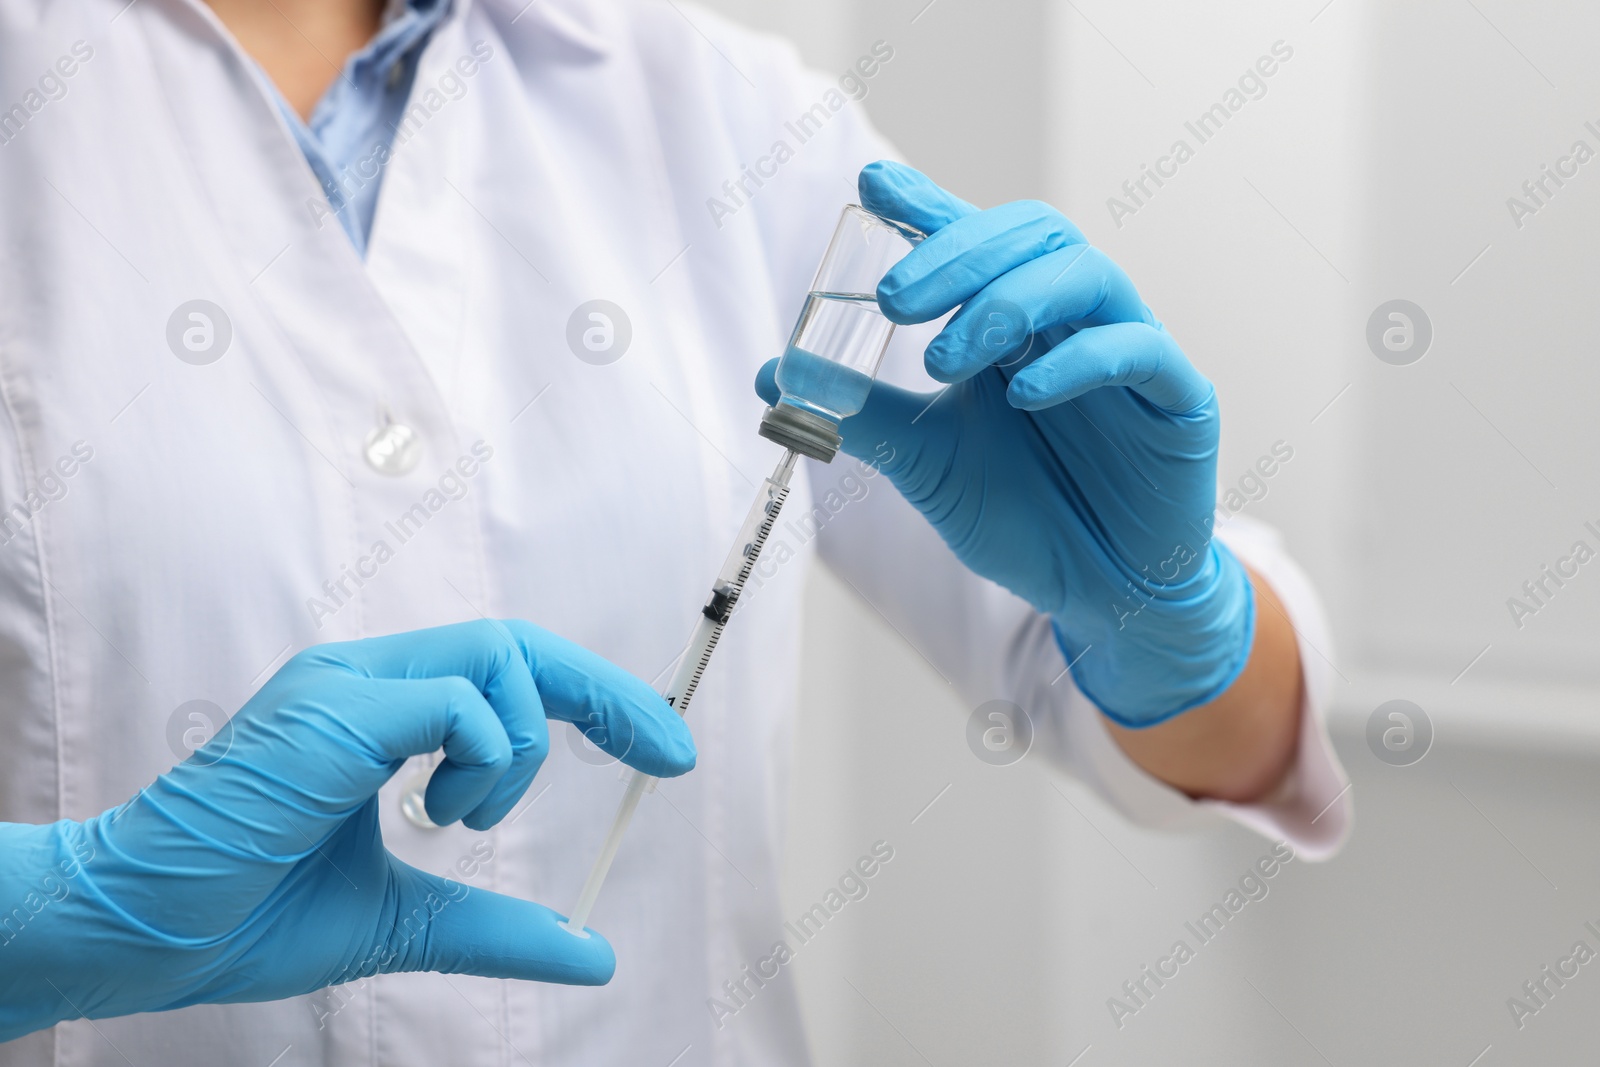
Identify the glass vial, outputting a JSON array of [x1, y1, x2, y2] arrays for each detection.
[[759, 205, 924, 462]]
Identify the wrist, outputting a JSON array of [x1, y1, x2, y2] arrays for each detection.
[[1053, 541, 1256, 727], [1102, 564, 1305, 803], [0, 820, 98, 1042]]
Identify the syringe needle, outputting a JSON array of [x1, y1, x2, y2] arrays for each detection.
[[563, 449, 800, 935]]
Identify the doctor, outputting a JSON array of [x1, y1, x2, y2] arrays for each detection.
[[0, 0, 1349, 1063]]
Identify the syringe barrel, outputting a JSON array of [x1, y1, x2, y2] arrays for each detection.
[[564, 450, 801, 935], [704, 455, 798, 622]]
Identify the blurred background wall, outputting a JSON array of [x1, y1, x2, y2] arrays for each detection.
[[696, 0, 1600, 1063]]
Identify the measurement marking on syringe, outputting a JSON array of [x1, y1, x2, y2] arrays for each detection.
[[671, 629, 723, 711], [667, 479, 790, 718]]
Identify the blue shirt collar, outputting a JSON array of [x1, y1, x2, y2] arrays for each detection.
[[273, 0, 454, 256]]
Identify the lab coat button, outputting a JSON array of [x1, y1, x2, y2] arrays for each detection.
[[364, 417, 422, 476]]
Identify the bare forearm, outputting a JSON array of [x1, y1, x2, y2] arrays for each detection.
[[1105, 567, 1302, 804]]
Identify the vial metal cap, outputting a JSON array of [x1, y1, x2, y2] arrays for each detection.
[[758, 403, 841, 463]]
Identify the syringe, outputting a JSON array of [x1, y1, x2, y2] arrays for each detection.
[[563, 204, 923, 935], [563, 449, 799, 934]]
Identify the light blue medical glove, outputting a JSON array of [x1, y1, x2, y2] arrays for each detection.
[[759, 161, 1254, 726], [0, 619, 696, 1042]]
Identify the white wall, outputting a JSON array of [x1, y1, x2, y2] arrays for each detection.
[[696, 0, 1600, 1063]]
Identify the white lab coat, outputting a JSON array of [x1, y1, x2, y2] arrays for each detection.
[[0, 0, 1350, 1063]]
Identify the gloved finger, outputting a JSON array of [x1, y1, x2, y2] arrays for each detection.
[[838, 378, 945, 474], [502, 620, 695, 780], [755, 358, 780, 405], [129, 668, 525, 860], [357, 676, 517, 827], [923, 246, 1153, 383], [1006, 322, 1215, 415], [875, 200, 1088, 327], [755, 359, 928, 475], [318, 621, 551, 830], [381, 863, 616, 986], [858, 159, 979, 237]]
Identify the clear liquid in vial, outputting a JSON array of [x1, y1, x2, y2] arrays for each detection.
[[775, 292, 893, 421]]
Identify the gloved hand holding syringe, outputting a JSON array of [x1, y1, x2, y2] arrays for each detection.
[[563, 204, 925, 935]]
